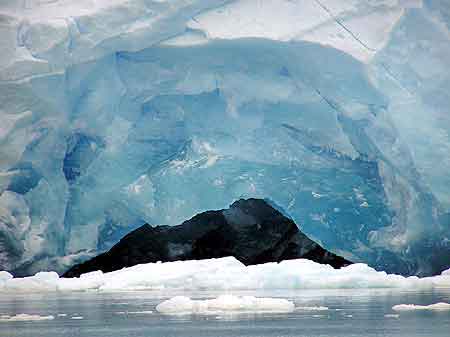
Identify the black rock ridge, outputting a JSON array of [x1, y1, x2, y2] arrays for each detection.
[[63, 198, 351, 277]]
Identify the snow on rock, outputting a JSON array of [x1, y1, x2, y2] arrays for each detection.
[[392, 302, 450, 311], [1, 257, 450, 293], [155, 295, 295, 315]]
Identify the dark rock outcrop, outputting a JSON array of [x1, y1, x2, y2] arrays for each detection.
[[63, 198, 351, 277]]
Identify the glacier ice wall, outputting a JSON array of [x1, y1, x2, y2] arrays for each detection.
[[0, 0, 449, 276]]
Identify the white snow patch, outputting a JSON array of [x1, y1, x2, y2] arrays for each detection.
[[0, 314, 54, 322], [156, 295, 295, 315], [0, 271, 13, 282], [392, 302, 450, 311]]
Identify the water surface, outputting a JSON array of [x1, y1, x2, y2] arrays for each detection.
[[1, 288, 450, 337]]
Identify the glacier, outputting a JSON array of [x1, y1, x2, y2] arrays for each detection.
[[0, 0, 450, 276]]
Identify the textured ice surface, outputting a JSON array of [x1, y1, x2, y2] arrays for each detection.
[[1, 257, 450, 293], [155, 295, 295, 314], [1, 0, 450, 276], [392, 302, 450, 311]]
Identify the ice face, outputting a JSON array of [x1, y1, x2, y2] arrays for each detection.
[[0, 0, 450, 276]]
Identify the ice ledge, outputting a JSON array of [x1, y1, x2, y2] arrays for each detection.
[[1, 257, 449, 293], [183, 0, 422, 62], [0, 0, 230, 81], [0, 0, 422, 81]]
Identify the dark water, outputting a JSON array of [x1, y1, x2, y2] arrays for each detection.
[[1, 289, 450, 337]]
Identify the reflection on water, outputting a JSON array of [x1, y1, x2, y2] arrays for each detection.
[[1, 288, 450, 337]]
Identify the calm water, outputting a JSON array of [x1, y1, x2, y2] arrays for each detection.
[[1, 288, 450, 337]]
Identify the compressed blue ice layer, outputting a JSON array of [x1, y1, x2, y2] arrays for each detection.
[[1, 3, 450, 276]]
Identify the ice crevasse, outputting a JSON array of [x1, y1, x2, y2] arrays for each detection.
[[0, 0, 450, 276]]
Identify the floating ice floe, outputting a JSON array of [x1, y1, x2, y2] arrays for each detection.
[[1, 257, 450, 293], [115, 311, 153, 315], [0, 314, 54, 322], [156, 295, 295, 315], [295, 306, 329, 311], [392, 303, 450, 311]]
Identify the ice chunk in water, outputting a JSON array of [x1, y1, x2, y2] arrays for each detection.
[[0, 314, 54, 322], [392, 303, 450, 311], [156, 295, 295, 315]]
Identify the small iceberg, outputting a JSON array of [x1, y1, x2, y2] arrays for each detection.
[[392, 303, 450, 311], [156, 295, 295, 315], [0, 314, 54, 322]]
